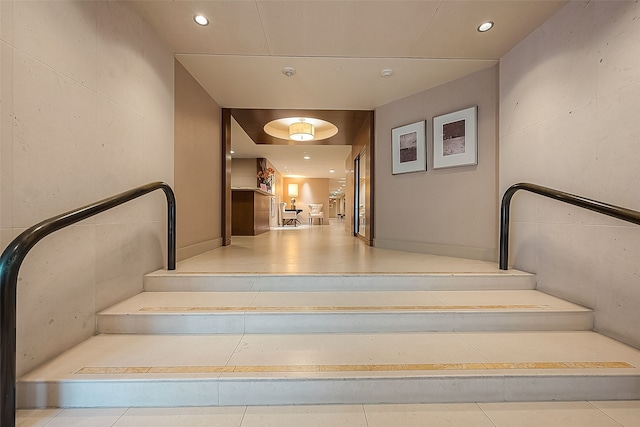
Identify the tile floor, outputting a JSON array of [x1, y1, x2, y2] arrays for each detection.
[[172, 219, 505, 274], [16, 401, 640, 426], [16, 220, 640, 425]]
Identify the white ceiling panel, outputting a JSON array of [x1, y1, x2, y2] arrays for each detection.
[[177, 54, 497, 110], [256, 1, 441, 57]]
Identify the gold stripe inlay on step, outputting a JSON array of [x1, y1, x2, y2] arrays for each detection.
[[138, 304, 552, 313], [76, 361, 633, 375]]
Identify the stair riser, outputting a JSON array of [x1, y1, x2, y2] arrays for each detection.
[[97, 312, 593, 334], [144, 274, 536, 292], [18, 375, 640, 408]]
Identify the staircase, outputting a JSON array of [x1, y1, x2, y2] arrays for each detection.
[[16, 269, 640, 408]]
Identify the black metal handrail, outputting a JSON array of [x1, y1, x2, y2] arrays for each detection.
[[0, 182, 176, 426], [500, 182, 640, 270]]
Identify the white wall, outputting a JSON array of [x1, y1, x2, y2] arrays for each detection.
[[0, 1, 174, 375], [375, 66, 498, 261], [500, 1, 640, 348]]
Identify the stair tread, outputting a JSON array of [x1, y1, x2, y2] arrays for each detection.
[[20, 331, 640, 382], [99, 290, 590, 315]]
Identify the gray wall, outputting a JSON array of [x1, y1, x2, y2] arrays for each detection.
[[0, 1, 174, 376], [500, 0, 640, 348], [375, 66, 498, 261]]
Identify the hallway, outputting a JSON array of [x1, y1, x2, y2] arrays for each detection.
[[175, 219, 503, 275]]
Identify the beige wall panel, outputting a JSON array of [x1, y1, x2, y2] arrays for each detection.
[[0, 41, 13, 230], [499, 0, 640, 349], [375, 66, 498, 261], [0, 1, 174, 376], [232, 158, 258, 188], [174, 60, 222, 258]]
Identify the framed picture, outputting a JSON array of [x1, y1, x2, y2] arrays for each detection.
[[391, 120, 426, 174], [433, 106, 477, 169]]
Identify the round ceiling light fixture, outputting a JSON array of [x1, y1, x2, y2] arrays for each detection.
[[194, 14, 209, 26], [289, 119, 315, 141], [380, 69, 394, 78], [264, 117, 338, 142], [477, 21, 494, 32]]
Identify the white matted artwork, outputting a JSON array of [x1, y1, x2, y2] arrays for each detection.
[[391, 120, 426, 174], [433, 106, 477, 169]]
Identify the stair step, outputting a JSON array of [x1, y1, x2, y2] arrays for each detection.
[[97, 290, 592, 334], [143, 272, 536, 292], [17, 331, 640, 407]]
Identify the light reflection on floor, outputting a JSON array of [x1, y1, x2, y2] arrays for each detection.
[[175, 219, 506, 275]]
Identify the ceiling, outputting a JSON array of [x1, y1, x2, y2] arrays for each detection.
[[132, 1, 567, 193]]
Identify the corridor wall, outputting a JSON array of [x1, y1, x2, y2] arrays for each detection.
[[0, 2, 174, 375], [375, 66, 498, 261], [499, 0, 640, 349]]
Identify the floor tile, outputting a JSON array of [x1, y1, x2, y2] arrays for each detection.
[[19, 335, 243, 381], [16, 409, 62, 427], [174, 221, 508, 275], [431, 290, 589, 311], [101, 291, 259, 313], [38, 408, 126, 427], [364, 403, 496, 427], [249, 291, 443, 308], [590, 400, 640, 426], [226, 333, 485, 368], [479, 401, 623, 427], [13, 403, 640, 426], [459, 331, 640, 367], [240, 405, 367, 427], [113, 407, 245, 427]]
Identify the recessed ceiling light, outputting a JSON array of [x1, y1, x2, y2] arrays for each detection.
[[330, 169, 335, 173], [478, 21, 494, 32], [230, 150, 234, 154], [380, 69, 394, 78], [304, 156, 310, 160], [194, 15, 209, 26]]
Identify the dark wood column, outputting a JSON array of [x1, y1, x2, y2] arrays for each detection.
[[221, 109, 232, 245]]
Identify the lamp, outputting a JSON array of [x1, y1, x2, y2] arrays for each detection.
[[289, 119, 315, 141], [288, 183, 299, 209]]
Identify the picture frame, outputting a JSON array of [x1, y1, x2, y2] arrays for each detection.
[[433, 106, 477, 169], [391, 120, 426, 174]]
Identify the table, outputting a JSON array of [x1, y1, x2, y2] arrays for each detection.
[[284, 209, 303, 225]]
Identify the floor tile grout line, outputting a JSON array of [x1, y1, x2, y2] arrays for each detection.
[[587, 401, 626, 427], [362, 403, 370, 427], [476, 401, 500, 427], [237, 404, 248, 427]]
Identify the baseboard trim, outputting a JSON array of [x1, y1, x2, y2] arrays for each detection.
[[373, 238, 495, 262], [177, 238, 223, 262]]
